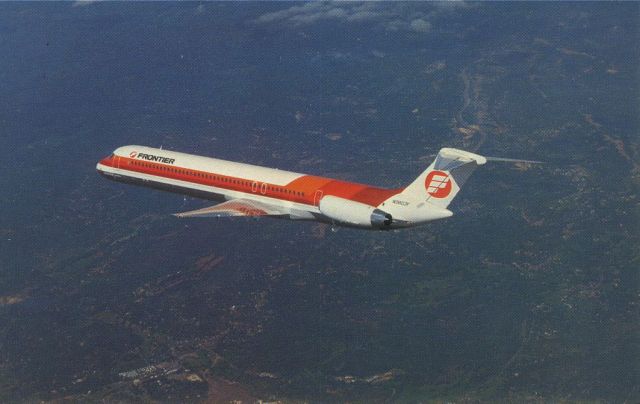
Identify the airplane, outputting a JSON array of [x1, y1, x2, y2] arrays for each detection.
[[96, 145, 537, 230]]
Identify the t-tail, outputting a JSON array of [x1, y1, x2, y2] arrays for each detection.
[[381, 148, 488, 226], [383, 148, 542, 227], [399, 148, 487, 208]]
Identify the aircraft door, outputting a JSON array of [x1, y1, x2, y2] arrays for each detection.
[[314, 190, 323, 206]]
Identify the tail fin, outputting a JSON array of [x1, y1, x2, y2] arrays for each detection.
[[399, 148, 487, 208]]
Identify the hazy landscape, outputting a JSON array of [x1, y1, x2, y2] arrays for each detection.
[[0, 2, 638, 402]]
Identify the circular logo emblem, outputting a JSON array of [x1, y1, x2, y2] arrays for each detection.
[[424, 170, 452, 198], [129, 151, 137, 158]]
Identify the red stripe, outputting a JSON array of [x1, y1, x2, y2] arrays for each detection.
[[100, 155, 400, 207]]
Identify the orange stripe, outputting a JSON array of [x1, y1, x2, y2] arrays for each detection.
[[102, 155, 400, 207], [285, 176, 400, 206]]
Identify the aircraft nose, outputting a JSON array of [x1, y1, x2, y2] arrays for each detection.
[[97, 154, 114, 170]]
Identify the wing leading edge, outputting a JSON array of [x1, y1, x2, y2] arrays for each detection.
[[173, 199, 290, 218]]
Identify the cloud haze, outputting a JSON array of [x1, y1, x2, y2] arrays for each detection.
[[251, 2, 474, 33]]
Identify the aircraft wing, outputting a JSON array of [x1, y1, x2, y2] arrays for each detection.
[[173, 199, 290, 218]]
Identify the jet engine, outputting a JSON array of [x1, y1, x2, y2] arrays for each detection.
[[318, 195, 392, 229]]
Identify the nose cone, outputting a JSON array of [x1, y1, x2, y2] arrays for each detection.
[[96, 154, 114, 172]]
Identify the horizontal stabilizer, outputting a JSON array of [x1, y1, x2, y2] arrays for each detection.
[[438, 148, 487, 166], [173, 199, 288, 218], [485, 156, 544, 164]]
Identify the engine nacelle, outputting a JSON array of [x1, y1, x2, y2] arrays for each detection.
[[319, 195, 392, 229]]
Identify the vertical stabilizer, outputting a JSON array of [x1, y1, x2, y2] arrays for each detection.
[[398, 148, 486, 208]]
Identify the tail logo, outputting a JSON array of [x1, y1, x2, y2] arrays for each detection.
[[425, 170, 452, 198]]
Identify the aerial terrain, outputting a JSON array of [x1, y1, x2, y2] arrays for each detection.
[[0, 2, 638, 402]]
